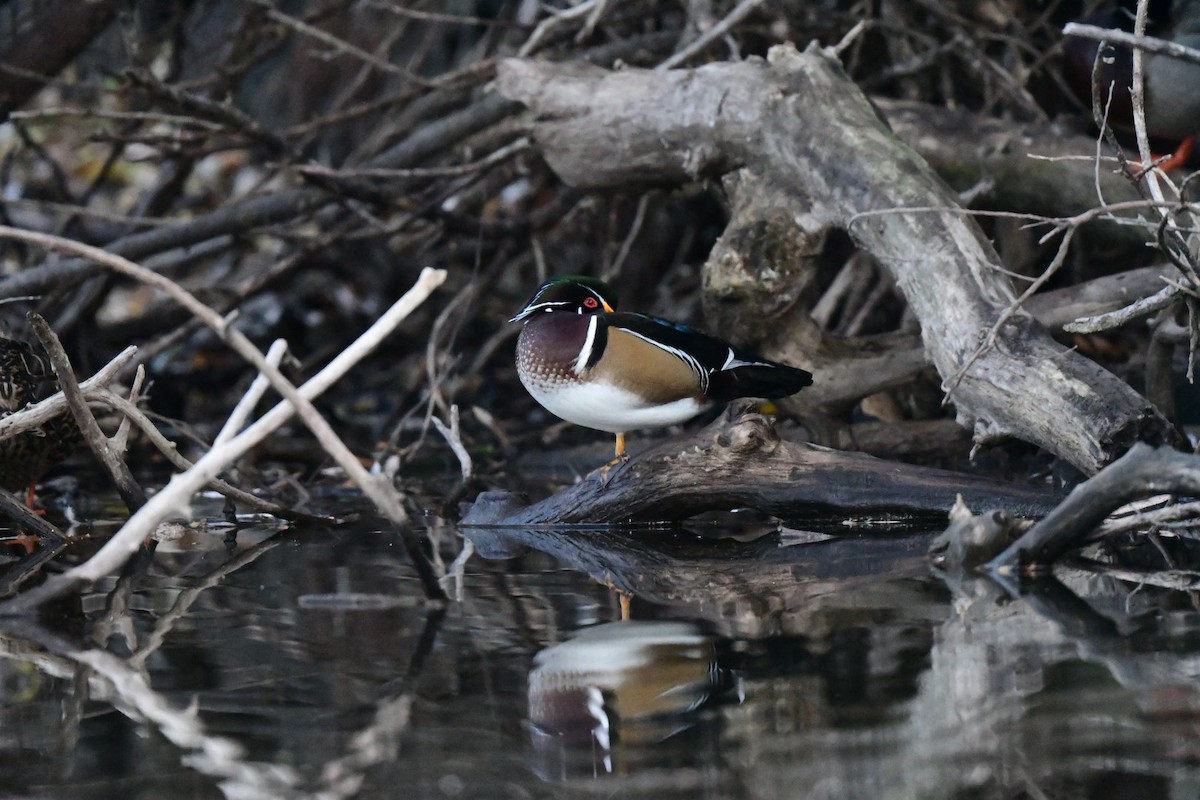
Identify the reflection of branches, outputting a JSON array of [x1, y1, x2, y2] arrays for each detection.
[[315, 608, 444, 799], [1, 621, 301, 799], [1, 604, 445, 800], [129, 534, 290, 669]]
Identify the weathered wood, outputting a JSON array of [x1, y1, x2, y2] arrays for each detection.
[[989, 443, 1200, 573], [875, 99, 1151, 251], [463, 413, 1061, 525], [496, 44, 1178, 473], [928, 496, 1028, 574]]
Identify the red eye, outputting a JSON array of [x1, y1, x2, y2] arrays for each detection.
[[584, 297, 599, 309]]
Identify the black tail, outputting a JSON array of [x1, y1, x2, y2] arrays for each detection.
[[708, 362, 813, 402]]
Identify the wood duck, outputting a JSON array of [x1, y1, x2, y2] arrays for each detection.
[[512, 276, 813, 460], [1064, 0, 1200, 169], [0, 337, 77, 499]]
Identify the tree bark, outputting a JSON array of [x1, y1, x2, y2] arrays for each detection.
[[0, 0, 120, 121], [495, 44, 1178, 474]]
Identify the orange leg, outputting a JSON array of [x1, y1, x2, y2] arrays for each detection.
[[597, 433, 630, 486], [1134, 135, 1195, 173], [24, 484, 46, 516], [614, 432, 627, 461], [604, 575, 633, 620], [1158, 135, 1196, 173]]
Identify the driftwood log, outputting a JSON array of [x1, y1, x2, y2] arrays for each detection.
[[495, 43, 1177, 474], [988, 443, 1200, 573], [463, 413, 1061, 525]]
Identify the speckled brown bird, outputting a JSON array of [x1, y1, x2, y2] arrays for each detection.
[[0, 337, 77, 497]]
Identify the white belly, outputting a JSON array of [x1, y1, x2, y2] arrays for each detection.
[[523, 378, 707, 434]]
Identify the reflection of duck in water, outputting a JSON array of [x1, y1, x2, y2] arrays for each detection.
[[0, 337, 78, 503], [1064, 0, 1200, 170], [527, 621, 725, 778]]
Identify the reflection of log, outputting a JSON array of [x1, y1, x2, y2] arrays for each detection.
[[462, 517, 936, 639], [496, 45, 1178, 474], [989, 443, 1200, 572], [464, 413, 1061, 525]]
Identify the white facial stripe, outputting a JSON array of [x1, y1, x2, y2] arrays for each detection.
[[512, 300, 570, 321], [618, 327, 710, 394], [574, 315, 598, 375]]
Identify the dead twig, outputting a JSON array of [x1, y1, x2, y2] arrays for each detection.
[[29, 314, 147, 512], [0, 346, 137, 442], [988, 443, 1200, 574], [0, 226, 409, 530]]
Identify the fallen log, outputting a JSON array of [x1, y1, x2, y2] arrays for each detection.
[[463, 412, 1061, 525]]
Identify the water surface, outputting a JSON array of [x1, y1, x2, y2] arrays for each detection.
[[1, 506, 1198, 799]]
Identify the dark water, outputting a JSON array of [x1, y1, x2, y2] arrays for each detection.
[[2, 500, 1200, 800]]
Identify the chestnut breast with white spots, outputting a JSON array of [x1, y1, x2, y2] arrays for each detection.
[[516, 312, 707, 434]]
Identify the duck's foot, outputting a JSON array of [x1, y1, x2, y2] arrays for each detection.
[[597, 452, 630, 487], [3, 532, 39, 555]]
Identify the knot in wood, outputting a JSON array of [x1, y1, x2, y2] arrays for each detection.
[[715, 413, 778, 455], [682, 145, 720, 179]]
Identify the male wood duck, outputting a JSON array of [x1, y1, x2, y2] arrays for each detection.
[[512, 275, 813, 460], [1064, 0, 1200, 169], [0, 337, 77, 499]]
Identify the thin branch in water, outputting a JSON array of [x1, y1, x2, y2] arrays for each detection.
[[213, 339, 289, 448], [108, 365, 145, 457]]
